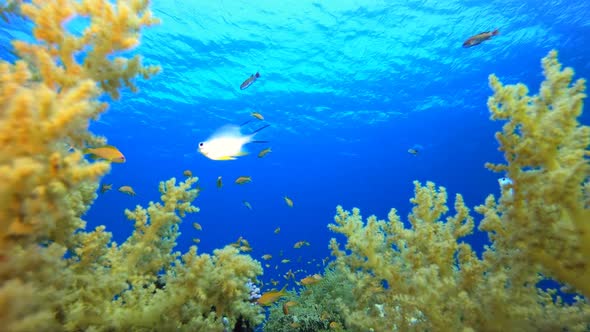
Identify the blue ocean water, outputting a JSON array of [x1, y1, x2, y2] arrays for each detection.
[[2, 0, 589, 300]]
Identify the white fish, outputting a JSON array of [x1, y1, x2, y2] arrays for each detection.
[[198, 124, 269, 160], [498, 176, 514, 197]]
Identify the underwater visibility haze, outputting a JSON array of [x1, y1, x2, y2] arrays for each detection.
[[1, 0, 590, 331]]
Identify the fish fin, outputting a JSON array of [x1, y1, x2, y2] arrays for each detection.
[[250, 124, 270, 135], [251, 140, 269, 144], [255, 72, 260, 78], [240, 119, 253, 126], [217, 156, 237, 160]]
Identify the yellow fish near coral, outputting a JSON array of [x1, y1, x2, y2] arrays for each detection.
[[84, 145, 126, 163], [118, 185, 136, 196], [257, 286, 287, 306], [235, 176, 252, 185], [300, 274, 322, 286], [198, 124, 269, 160], [99, 183, 112, 194], [183, 169, 192, 177]]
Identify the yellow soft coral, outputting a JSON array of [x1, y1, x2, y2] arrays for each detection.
[[481, 50, 590, 298], [329, 182, 590, 331], [14, 0, 160, 99]]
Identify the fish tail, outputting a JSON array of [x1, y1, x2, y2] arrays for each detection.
[[251, 124, 270, 134], [255, 72, 260, 78], [492, 29, 499, 36]]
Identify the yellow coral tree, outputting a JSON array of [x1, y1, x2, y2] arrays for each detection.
[[327, 51, 590, 331], [329, 182, 590, 331], [1, 1, 264, 331], [480, 50, 590, 298]]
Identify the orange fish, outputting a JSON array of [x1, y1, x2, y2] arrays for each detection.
[[84, 145, 126, 163], [257, 286, 287, 306], [300, 274, 322, 286], [462, 29, 499, 48], [282, 301, 298, 315], [240, 72, 260, 90]]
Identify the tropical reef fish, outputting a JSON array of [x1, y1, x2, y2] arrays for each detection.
[[261, 254, 272, 260], [243, 200, 253, 210], [99, 183, 112, 194], [217, 176, 223, 189], [251, 112, 264, 120], [408, 148, 419, 156], [118, 185, 136, 196], [84, 145, 125, 163], [282, 301, 298, 315], [293, 240, 310, 249], [235, 176, 252, 185], [257, 147, 272, 158], [240, 72, 260, 90], [498, 176, 514, 197], [462, 29, 499, 48], [274, 227, 280, 234], [284, 196, 294, 207], [198, 124, 269, 161], [300, 274, 322, 286], [257, 286, 287, 306], [183, 169, 192, 177], [240, 112, 265, 126]]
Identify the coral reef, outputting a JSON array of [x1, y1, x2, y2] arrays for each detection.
[[268, 51, 590, 331], [264, 268, 349, 332], [481, 50, 590, 298], [0, 1, 264, 331]]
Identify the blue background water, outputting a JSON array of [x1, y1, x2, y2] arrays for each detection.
[[2, 0, 589, 291]]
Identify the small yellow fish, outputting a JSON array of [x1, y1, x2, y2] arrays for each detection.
[[251, 112, 264, 120], [282, 301, 298, 315], [84, 145, 126, 163], [100, 183, 112, 194], [257, 285, 287, 306], [118, 185, 136, 196], [261, 254, 272, 260], [300, 274, 322, 286], [235, 176, 252, 185], [281, 259, 290, 264], [183, 169, 193, 177], [193, 222, 202, 231], [408, 148, 419, 156], [243, 200, 253, 210], [284, 196, 294, 207], [293, 240, 310, 249], [239, 245, 252, 252], [216, 176, 223, 189], [329, 321, 341, 330], [274, 227, 281, 234], [257, 147, 272, 158]]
